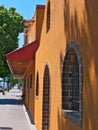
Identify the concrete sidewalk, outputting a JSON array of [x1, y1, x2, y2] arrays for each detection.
[[23, 105, 37, 130], [0, 88, 37, 130]]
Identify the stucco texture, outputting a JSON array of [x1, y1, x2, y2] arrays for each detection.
[[25, 0, 98, 130]]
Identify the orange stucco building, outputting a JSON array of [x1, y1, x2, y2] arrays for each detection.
[[6, 0, 98, 130]]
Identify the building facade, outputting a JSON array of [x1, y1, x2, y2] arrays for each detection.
[[6, 0, 98, 130]]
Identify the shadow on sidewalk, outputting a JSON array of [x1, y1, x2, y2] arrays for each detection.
[[0, 127, 13, 130], [25, 105, 35, 125], [0, 97, 36, 128], [0, 98, 23, 105]]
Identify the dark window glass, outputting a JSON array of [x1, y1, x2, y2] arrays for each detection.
[[47, 1, 50, 32], [62, 48, 79, 111], [30, 75, 32, 88], [36, 72, 39, 96]]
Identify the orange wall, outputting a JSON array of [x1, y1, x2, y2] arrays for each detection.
[[24, 62, 35, 119], [34, 0, 98, 130], [36, 6, 45, 44], [24, 5, 45, 122], [24, 0, 98, 130], [28, 6, 45, 44]]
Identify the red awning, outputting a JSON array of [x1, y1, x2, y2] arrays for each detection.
[[6, 40, 38, 61], [6, 40, 38, 79]]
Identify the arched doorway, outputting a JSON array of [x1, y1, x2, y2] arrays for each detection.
[[42, 64, 50, 130]]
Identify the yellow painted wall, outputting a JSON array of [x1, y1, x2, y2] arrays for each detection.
[[34, 0, 98, 130], [36, 6, 45, 44], [24, 62, 35, 119], [28, 6, 45, 44], [24, 0, 98, 130], [24, 5, 45, 122]]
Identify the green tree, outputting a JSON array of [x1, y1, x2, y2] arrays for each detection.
[[0, 5, 24, 78]]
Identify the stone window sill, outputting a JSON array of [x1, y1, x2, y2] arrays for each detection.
[[62, 109, 82, 127]]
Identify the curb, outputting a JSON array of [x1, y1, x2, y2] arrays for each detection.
[[23, 105, 37, 130]]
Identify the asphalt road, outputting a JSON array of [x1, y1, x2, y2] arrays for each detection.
[[0, 88, 37, 130]]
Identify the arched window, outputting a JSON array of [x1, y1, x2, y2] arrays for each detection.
[[30, 74, 32, 88], [62, 42, 83, 127], [47, 1, 50, 32], [42, 64, 50, 130], [62, 48, 79, 110], [36, 72, 39, 96]]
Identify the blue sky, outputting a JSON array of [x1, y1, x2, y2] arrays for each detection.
[[0, 0, 46, 47]]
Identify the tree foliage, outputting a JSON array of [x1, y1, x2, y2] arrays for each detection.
[[0, 5, 24, 78]]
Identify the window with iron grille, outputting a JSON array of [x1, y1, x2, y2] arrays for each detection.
[[62, 48, 79, 111], [27, 77, 29, 88], [24, 79, 26, 88], [47, 1, 50, 32], [36, 72, 39, 96], [62, 42, 83, 127], [42, 64, 50, 130], [30, 75, 32, 88]]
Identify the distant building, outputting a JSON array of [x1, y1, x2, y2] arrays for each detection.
[[0, 78, 7, 90], [6, 0, 98, 130]]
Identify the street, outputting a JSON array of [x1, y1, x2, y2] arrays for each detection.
[[0, 88, 37, 130]]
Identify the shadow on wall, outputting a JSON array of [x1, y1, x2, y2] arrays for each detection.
[[58, 0, 98, 130]]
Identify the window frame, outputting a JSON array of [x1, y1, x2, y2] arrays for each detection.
[[29, 74, 32, 89], [61, 42, 83, 127], [36, 72, 39, 97], [46, 1, 50, 32]]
